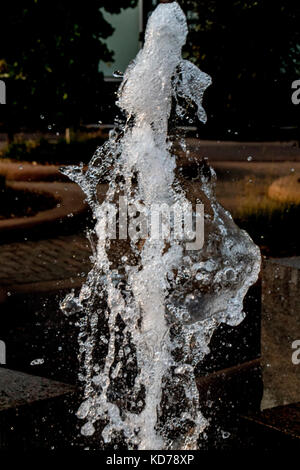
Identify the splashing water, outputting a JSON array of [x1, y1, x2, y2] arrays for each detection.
[[61, 2, 261, 450]]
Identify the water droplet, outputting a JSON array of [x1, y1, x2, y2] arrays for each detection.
[[223, 268, 236, 281], [77, 401, 92, 420], [81, 422, 95, 436], [60, 292, 82, 316], [30, 358, 44, 366], [113, 70, 124, 78], [80, 285, 91, 301]]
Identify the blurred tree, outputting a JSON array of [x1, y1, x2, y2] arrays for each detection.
[[178, 0, 300, 139], [0, 0, 137, 134]]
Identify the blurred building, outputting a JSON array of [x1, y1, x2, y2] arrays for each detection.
[[100, 1, 163, 81]]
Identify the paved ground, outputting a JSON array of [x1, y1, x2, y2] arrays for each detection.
[[0, 157, 91, 294], [0, 234, 92, 295], [0, 368, 74, 412]]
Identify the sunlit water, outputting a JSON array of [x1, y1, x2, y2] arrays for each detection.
[[61, 2, 261, 450]]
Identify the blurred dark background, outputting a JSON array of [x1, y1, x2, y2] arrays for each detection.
[[0, 0, 299, 143]]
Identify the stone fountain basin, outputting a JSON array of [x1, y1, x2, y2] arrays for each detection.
[[0, 181, 87, 240], [0, 161, 68, 182]]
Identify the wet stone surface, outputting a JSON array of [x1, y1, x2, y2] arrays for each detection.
[[0, 235, 92, 290], [261, 257, 300, 409]]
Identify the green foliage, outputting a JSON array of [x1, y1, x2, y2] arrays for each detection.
[[4, 142, 31, 160], [0, 1, 137, 112], [3, 136, 106, 164]]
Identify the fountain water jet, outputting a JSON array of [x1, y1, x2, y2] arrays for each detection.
[[61, 2, 261, 450]]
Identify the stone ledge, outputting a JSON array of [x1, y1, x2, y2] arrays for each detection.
[[0, 181, 87, 239], [242, 402, 300, 440], [261, 257, 300, 409]]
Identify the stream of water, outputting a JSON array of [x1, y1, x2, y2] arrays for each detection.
[[61, 2, 261, 450]]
